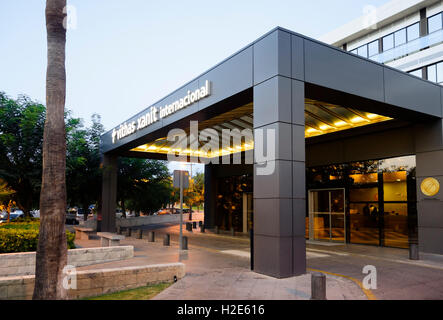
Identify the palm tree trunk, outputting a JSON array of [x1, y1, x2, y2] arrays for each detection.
[[33, 0, 68, 300]]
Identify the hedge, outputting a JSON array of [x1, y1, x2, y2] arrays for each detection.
[[0, 220, 75, 253]]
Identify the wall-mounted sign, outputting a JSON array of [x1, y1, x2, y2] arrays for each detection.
[[420, 177, 440, 197], [111, 80, 211, 143]]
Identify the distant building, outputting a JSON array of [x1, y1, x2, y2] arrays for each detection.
[[321, 0, 443, 84]]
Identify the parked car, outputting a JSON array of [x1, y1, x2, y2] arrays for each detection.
[[76, 208, 85, 218], [66, 209, 78, 225], [0, 209, 24, 223], [31, 210, 40, 218]]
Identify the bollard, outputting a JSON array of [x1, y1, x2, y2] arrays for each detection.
[[116, 226, 122, 235], [215, 226, 219, 234], [250, 229, 254, 271], [181, 236, 188, 250], [200, 224, 205, 233], [186, 222, 193, 232], [125, 228, 131, 237], [163, 234, 170, 246], [230, 227, 235, 236], [135, 229, 142, 239], [192, 221, 197, 229], [199, 221, 203, 227], [409, 243, 419, 260], [311, 273, 326, 300], [148, 231, 155, 242]]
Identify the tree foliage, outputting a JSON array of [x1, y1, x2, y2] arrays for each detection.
[[0, 93, 46, 215], [0, 92, 104, 216], [184, 172, 204, 210], [117, 158, 172, 215], [66, 113, 104, 213]]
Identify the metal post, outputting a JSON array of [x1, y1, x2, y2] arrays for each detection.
[[409, 243, 419, 260], [250, 229, 254, 270], [179, 171, 183, 251], [163, 234, 170, 246], [311, 273, 326, 300], [182, 236, 188, 250], [148, 231, 155, 242]]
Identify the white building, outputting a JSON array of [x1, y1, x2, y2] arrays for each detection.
[[320, 0, 443, 84]]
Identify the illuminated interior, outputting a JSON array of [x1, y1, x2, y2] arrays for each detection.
[[130, 99, 392, 158]]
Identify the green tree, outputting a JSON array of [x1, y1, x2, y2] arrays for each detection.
[[0, 92, 94, 217], [0, 93, 46, 216], [117, 158, 172, 215], [66, 114, 104, 219], [184, 172, 204, 211]]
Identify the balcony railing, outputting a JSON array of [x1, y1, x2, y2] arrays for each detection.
[[370, 29, 443, 64]]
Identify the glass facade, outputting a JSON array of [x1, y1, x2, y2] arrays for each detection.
[[215, 173, 252, 232], [349, 12, 443, 64], [307, 156, 417, 249], [428, 12, 443, 34], [410, 60, 443, 84]]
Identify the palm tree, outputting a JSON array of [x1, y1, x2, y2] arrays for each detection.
[[33, 0, 68, 300]]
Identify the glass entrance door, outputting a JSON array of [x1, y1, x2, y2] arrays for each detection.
[[309, 188, 346, 243]]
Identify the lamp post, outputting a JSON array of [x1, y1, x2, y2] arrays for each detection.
[[173, 170, 189, 251]]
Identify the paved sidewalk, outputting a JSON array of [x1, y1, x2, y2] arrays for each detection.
[[74, 223, 443, 300], [74, 226, 367, 300]]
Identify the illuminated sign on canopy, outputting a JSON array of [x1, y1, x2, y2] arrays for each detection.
[[112, 80, 211, 143]]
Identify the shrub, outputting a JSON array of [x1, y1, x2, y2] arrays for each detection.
[[0, 221, 75, 253]]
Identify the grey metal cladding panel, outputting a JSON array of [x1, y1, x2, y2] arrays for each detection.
[[414, 120, 443, 153], [253, 234, 292, 278], [253, 160, 292, 199], [253, 29, 291, 85], [292, 198, 306, 237], [418, 227, 443, 254], [198, 47, 253, 111], [306, 141, 344, 167], [417, 200, 443, 227], [384, 68, 442, 118], [441, 86, 443, 116], [342, 126, 414, 162], [291, 35, 304, 81], [101, 110, 164, 153], [254, 198, 292, 237], [304, 40, 384, 102], [416, 151, 443, 177], [253, 76, 292, 128], [161, 79, 200, 128], [254, 122, 292, 161]]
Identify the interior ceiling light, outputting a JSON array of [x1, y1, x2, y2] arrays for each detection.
[[130, 100, 392, 155]]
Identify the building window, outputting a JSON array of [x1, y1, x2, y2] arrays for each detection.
[[307, 156, 417, 249], [425, 61, 443, 84], [383, 33, 394, 51], [394, 28, 407, 46], [437, 62, 443, 83], [408, 68, 422, 79], [357, 44, 368, 58], [368, 40, 379, 57], [427, 64, 437, 82], [406, 23, 420, 41], [428, 12, 443, 34]]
